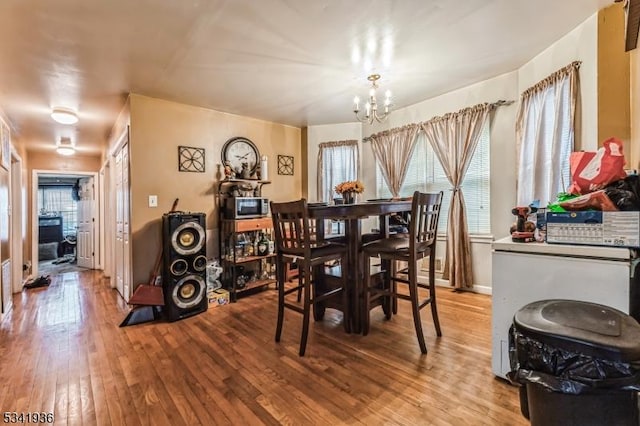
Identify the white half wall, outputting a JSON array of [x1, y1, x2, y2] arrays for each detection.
[[306, 123, 362, 202], [518, 13, 598, 152]]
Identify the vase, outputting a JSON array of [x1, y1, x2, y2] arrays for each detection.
[[343, 192, 356, 204]]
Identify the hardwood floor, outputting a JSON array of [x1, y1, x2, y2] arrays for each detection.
[[0, 271, 526, 425]]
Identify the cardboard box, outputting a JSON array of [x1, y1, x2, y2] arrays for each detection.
[[208, 289, 230, 306], [546, 211, 640, 248]]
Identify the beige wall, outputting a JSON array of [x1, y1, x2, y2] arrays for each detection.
[[598, 3, 630, 151], [128, 94, 302, 285], [631, 47, 640, 171]]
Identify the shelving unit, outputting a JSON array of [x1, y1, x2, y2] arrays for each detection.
[[217, 179, 276, 302]]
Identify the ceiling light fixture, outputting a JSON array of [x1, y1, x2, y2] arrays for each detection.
[[353, 74, 392, 124], [50, 107, 79, 125], [56, 137, 75, 156]]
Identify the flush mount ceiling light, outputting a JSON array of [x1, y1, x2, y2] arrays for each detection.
[[50, 107, 79, 125], [56, 137, 75, 156], [353, 74, 392, 124]]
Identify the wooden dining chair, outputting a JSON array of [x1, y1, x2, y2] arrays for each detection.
[[361, 191, 443, 354], [270, 199, 350, 356]]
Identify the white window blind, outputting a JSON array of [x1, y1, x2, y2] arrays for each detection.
[[376, 123, 491, 235]]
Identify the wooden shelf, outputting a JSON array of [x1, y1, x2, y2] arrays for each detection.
[[234, 278, 276, 293], [222, 253, 276, 264]]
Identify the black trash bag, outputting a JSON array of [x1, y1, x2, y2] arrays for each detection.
[[604, 174, 640, 211], [507, 325, 640, 394]]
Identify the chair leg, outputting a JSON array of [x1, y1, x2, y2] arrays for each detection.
[[275, 257, 286, 343], [391, 260, 398, 315], [381, 258, 392, 320], [429, 257, 442, 337], [408, 262, 427, 354], [341, 255, 351, 334], [362, 255, 372, 336], [299, 266, 312, 356]]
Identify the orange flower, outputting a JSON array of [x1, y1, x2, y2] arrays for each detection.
[[334, 180, 365, 194]]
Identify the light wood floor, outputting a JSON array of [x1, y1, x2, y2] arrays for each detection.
[[0, 271, 526, 425]]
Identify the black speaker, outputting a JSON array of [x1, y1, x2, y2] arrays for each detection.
[[162, 212, 208, 321]]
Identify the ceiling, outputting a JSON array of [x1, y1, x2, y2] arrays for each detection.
[[0, 0, 613, 156]]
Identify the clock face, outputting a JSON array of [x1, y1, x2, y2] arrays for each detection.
[[222, 137, 260, 176]]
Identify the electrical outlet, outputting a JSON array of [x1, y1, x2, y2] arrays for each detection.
[[149, 195, 158, 207]]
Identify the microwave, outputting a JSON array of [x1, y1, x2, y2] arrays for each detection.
[[224, 197, 269, 219]]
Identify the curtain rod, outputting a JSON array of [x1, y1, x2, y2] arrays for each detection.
[[362, 99, 515, 142]]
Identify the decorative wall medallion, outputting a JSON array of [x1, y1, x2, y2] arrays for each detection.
[[277, 155, 294, 175], [178, 146, 205, 173]]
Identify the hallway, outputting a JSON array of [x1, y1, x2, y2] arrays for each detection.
[[0, 272, 525, 425]]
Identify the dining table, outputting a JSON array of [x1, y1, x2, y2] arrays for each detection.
[[307, 199, 413, 333]]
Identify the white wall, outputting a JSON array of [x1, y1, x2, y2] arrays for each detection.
[[306, 123, 362, 202], [518, 14, 598, 151], [304, 13, 601, 294]]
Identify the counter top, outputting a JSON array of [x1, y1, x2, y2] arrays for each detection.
[[492, 236, 631, 260]]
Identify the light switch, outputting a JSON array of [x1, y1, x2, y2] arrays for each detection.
[[149, 195, 158, 207]]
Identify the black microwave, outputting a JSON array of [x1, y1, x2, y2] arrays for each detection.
[[224, 197, 269, 219]]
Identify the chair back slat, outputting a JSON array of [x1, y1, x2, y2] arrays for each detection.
[[410, 191, 443, 253], [270, 199, 312, 257]]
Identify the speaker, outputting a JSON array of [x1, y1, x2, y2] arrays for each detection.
[[162, 212, 208, 321]]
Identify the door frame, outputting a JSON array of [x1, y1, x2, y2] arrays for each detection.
[[31, 169, 100, 277], [10, 148, 22, 293]]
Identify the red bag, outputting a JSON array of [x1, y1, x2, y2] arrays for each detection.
[[568, 137, 626, 195]]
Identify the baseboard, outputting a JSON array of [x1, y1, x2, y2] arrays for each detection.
[[418, 272, 492, 295]]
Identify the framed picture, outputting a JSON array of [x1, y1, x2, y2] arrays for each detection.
[[178, 146, 205, 173], [0, 120, 9, 171], [277, 155, 294, 175]]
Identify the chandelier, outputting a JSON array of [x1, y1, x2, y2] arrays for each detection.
[[353, 74, 392, 124]]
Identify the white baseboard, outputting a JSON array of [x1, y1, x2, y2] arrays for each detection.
[[418, 272, 492, 295]]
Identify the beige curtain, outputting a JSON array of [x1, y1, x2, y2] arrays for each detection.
[[316, 140, 359, 202], [366, 124, 419, 197], [516, 61, 580, 206], [420, 103, 492, 290]]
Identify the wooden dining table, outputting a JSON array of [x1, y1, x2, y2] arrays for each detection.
[[308, 199, 413, 333]]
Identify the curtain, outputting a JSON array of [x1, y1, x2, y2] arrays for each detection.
[[316, 140, 359, 202], [366, 124, 419, 198], [516, 61, 580, 206], [421, 103, 492, 290]]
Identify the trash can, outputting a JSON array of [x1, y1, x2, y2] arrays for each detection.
[[508, 299, 640, 426]]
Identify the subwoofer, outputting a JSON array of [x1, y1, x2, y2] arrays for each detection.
[[162, 212, 208, 321]]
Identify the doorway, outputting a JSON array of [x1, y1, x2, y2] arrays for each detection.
[[32, 171, 99, 277]]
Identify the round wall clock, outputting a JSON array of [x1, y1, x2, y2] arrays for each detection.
[[221, 137, 260, 177]]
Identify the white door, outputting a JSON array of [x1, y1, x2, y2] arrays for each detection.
[[77, 177, 95, 269]]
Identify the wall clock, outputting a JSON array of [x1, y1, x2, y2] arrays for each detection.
[[221, 137, 260, 177]]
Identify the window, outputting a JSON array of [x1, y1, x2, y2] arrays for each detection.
[[317, 142, 358, 203], [38, 186, 78, 236], [517, 64, 577, 206], [377, 124, 491, 235]]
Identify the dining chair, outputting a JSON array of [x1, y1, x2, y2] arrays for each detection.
[[361, 191, 443, 354], [270, 199, 350, 356]]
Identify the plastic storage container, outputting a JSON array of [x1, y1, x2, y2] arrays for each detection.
[[508, 299, 640, 426]]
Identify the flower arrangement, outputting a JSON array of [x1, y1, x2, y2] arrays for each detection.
[[335, 180, 365, 195]]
